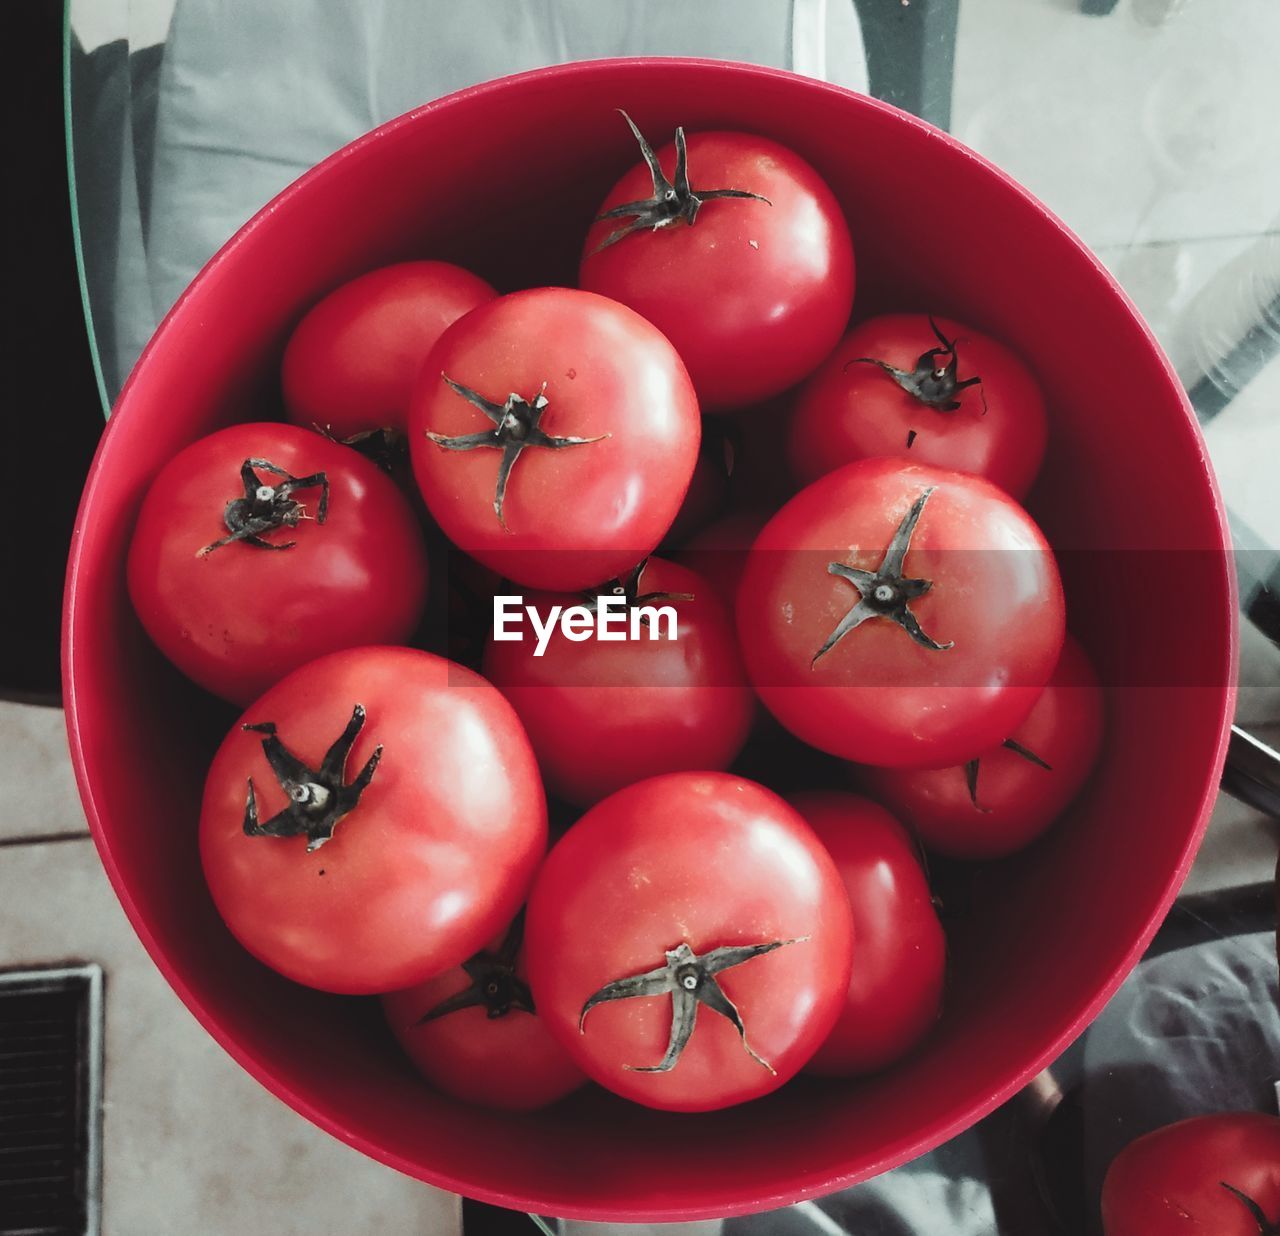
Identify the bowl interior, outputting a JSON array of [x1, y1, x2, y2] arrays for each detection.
[[64, 59, 1234, 1221]]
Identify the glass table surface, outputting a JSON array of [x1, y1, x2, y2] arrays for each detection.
[[64, 2, 1280, 1233]]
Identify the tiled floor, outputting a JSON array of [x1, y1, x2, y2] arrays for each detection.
[[953, 0, 1280, 252], [0, 702, 84, 844]]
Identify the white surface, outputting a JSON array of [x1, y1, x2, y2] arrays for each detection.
[[953, 0, 1280, 252], [0, 700, 86, 842], [71, 0, 175, 52]]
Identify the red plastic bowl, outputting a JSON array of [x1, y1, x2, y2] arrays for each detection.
[[63, 59, 1236, 1221]]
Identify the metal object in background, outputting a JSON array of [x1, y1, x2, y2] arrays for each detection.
[[850, 0, 960, 130], [0, 964, 104, 1236], [1224, 726, 1280, 820], [1188, 291, 1280, 426]]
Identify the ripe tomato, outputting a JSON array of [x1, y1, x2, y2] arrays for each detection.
[[382, 915, 585, 1111], [736, 458, 1066, 769], [199, 646, 547, 994], [787, 314, 1047, 500], [861, 636, 1104, 858], [282, 261, 495, 439], [127, 423, 428, 706], [579, 115, 854, 412], [408, 287, 700, 591], [482, 557, 754, 807], [524, 772, 853, 1112], [790, 793, 945, 1077], [1102, 1112, 1280, 1236]]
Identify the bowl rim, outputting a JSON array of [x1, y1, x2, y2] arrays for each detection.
[[62, 55, 1239, 1221]]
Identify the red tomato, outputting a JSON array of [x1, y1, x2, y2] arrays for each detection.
[[1102, 1112, 1280, 1236], [408, 288, 700, 591], [127, 423, 428, 706], [524, 772, 853, 1112], [736, 458, 1066, 769], [861, 636, 1104, 858], [382, 916, 585, 1112], [483, 557, 753, 807], [790, 793, 945, 1077], [787, 314, 1047, 499], [199, 646, 547, 994], [282, 261, 495, 439], [580, 116, 854, 411]]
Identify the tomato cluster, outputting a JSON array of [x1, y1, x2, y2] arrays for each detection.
[[126, 113, 1103, 1118]]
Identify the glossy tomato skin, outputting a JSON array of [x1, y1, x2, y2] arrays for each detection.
[[861, 636, 1103, 858], [382, 935, 586, 1112], [408, 288, 700, 591], [199, 646, 547, 995], [282, 261, 496, 438], [737, 458, 1066, 769], [127, 423, 429, 706], [787, 314, 1047, 499], [524, 772, 853, 1112], [1102, 1113, 1280, 1236], [482, 558, 754, 807], [790, 793, 945, 1077], [580, 132, 854, 411]]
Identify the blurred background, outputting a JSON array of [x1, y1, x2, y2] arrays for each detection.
[[4, 1, 1278, 1232]]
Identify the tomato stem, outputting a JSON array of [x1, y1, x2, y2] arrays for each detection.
[[965, 739, 1052, 810], [579, 937, 808, 1074], [241, 705, 382, 852], [425, 376, 608, 530], [1220, 1181, 1280, 1234], [415, 914, 535, 1023], [580, 558, 693, 619], [845, 316, 986, 414], [1003, 737, 1052, 770], [812, 487, 953, 666], [590, 111, 771, 253], [197, 458, 329, 556]]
